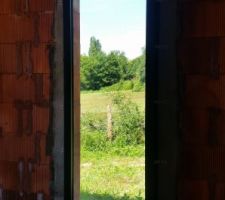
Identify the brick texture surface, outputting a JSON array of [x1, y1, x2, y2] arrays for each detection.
[[0, 0, 54, 197], [179, 1, 225, 199]]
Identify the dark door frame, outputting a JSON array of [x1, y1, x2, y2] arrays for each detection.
[[63, 0, 166, 200], [146, 0, 158, 199], [146, 0, 179, 200], [63, 0, 75, 199]]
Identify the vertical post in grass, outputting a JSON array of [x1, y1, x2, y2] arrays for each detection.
[[107, 104, 113, 141]]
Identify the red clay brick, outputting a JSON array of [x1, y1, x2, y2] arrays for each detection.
[[0, 136, 34, 161], [0, 135, 50, 164], [39, 13, 54, 43], [0, 15, 34, 43], [178, 38, 225, 77], [0, 104, 17, 133], [0, 0, 55, 197], [33, 106, 50, 135], [0, 45, 17, 73], [32, 44, 51, 74], [182, 108, 225, 145], [184, 75, 225, 109], [179, 180, 209, 200], [33, 74, 51, 104], [39, 136, 51, 164], [182, 2, 225, 37], [0, 0, 16, 14], [29, 0, 55, 12], [43, 74, 51, 101], [32, 165, 51, 195], [0, 77, 2, 102], [0, 0, 31, 15], [0, 44, 51, 74], [0, 161, 18, 191], [215, 183, 225, 200], [182, 109, 209, 144], [181, 146, 225, 180], [1, 75, 35, 102]]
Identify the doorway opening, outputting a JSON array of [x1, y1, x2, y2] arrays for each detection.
[[80, 0, 146, 199]]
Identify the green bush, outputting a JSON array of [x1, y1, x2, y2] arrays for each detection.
[[81, 112, 109, 151], [81, 112, 106, 132], [122, 80, 134, 90], [132, 80, 145, 92], [112, 93, 145, 146], [101, 80, 145, 92], [109, 145, 145, 157], [81, 93, 145, 152], [81, 131, 109, 151], [101, 80, 133, 92]]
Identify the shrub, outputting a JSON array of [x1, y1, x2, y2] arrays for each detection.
[[81, 93, 145, 152], [132, 80, 145, 92], [81, 112, 109, 151], [112, 93, 145, 146], [81, 131, 109, 151], [81, 112, 106, 132], [101, 79, 145, 92], [101, 80, 135, 92]]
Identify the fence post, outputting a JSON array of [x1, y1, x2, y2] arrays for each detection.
[[107, 104, 113, 141]]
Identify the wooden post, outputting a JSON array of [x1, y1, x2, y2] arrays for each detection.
[[107, 104, 113, 141]]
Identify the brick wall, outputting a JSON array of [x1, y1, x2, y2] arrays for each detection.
[[0, 0, 56, 199], [178, 1, 225, 199]]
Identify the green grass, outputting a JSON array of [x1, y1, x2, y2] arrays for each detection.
[[81, 91, 145, 200], [81, 91, 145, 114], [81, 150, 145, 200]]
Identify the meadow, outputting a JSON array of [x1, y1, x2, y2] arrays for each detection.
[[80, 91, 145, 200], [81, 91, 145, 114]]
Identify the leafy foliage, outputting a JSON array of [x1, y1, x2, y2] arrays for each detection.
[[101, 80, 134, 92], [81, 93, 145, 151], [101, 80, 144, 92], [81, 112, 106, 132], [129, 48, 145, 83], [81, 36, 145, 91], [112, 93, 145, 146], [88, 36, 103, 57]]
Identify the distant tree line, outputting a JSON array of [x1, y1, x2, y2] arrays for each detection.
[[81, 37, 145, 90]]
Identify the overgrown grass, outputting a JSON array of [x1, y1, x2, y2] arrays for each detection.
[[81, 91, 145, 200], [100, 80, 145, 92], [81, 145, 145, 160], [81, 91, 145, 114], [81, 149, 145, 200]]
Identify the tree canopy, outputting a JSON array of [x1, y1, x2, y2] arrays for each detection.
[[81, 37, 145, 90], [88, 37, 103, 57]]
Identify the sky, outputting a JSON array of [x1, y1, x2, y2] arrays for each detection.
[[80, 0, 146, 60]]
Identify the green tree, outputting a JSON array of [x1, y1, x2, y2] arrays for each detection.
[[80, 55, 91, 90], [103, 51, 125, 84], [88, 37, 103, 57], [81, 53, 122, 90], [81, 38, 123, 90], [138, 48, 146, 83], [129, 48, 145, 83], [81, 37, 146, 90], [108, 51, 134, 80], [80, 54, 104, 90]]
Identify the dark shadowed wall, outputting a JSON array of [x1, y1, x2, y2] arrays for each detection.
[[178, 1, 225, 200], [147, 0, 225, 199]]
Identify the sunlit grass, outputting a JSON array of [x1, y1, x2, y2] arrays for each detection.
[[81, 150, 145, 200], [81, 91, 145, 114], [80, 91, 145, 200]]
